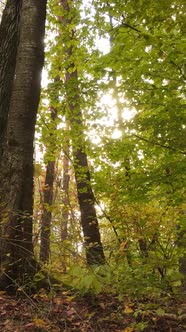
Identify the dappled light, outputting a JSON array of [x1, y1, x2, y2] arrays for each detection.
[[0, 0, 185, 331]]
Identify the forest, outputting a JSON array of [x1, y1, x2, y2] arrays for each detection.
[[0, 0, 185, 331]]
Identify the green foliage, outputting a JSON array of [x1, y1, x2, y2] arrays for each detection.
[[33, 0, 186, 299], [60, 264, 112, 295]]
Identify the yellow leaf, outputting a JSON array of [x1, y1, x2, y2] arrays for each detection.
[[123, 327, 134, 332], [124, 305, 134, 314], [0, 291, 6, 295], [54, 297, 63, 305], [66, 295, 75, 302], [34, 318, 48, 328], [119, 241, 128, 250]]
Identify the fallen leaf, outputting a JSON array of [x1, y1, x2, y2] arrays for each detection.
[[123, 327, 134, 332], [0, 310, 7, 316], [124, 305, 134, 314], [120, 241, 128, 250], [99, 302, 105, 309], [34, 318, 49, 328], [54, 297, 63, 305], [24, 322, 36, 329], [156, 308, 165, 316], [66, 308, 75, 316], [65, 295, 75, 302]]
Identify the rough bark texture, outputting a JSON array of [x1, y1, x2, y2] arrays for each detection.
[[60, 0, 105, 266], [40, 108, 57, 263], [0, 0, 22, 159], [0, 0, 47, 291]]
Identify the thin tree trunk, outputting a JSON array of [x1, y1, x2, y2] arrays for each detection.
[[177, 211, 186, 292], [61, 157, 70, 242], [60, 0, 105, 265], [40, 161, 55, 263], [0, 0, 47, 291], [0, 0, 22, 159], [40, 108, 57, 263], [73, 143, 105, 265], [61, 133, 70, 242], [61, 131, 70, 271]]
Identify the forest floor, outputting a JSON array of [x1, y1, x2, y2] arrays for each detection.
[[0, 290, 185, 331]]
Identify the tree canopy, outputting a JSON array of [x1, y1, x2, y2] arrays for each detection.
[[0, 0, 185, 330]]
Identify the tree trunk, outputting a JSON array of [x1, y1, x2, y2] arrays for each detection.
[[0, 0, 22, 159], [178, 213, 186, 293], [40, 161, 55, 263], [61, 132, 70, 271], [61, 156, 70, 242], [60, 0, 105, 265], [40, 108, 57, 263], [0, 0, 47, 291], [73, 144, 105, 265]]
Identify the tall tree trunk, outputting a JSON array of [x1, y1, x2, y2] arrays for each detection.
[[61, 123, 70, 243], [72, 140, 105, 265], [61, 129, 70, 271], [40, 160, 55, 263], [60, 0, 105, 265], [0, 0, 47, 291], [0, 0, 22, 159], [40, 108, 57, 263], [61, 152, 70, 242], [179, 254, 186, 292], [178, 211, 186, 292]]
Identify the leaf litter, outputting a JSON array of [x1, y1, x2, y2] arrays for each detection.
[[0, 290, 185, 331]]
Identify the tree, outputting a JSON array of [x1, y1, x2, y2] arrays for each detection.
[[0, 0, 47, 291], [46, 0, 106, 265], [60, 122, 70, 271], [40, 107, 57, 263], [84, 1, 186, 290], [0, 0, 22, 158]]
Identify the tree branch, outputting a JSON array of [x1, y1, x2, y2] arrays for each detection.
[[130, 134, 186, 155], [95, 197, 121, 244]]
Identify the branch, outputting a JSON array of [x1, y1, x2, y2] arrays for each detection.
[[154, 312, 186, 322], [130, 134, 186, 155], [95, 198, 121, 244], [169, 60, 186, 81], [107, 5, 141, 35], [121, 15, 141, 33]]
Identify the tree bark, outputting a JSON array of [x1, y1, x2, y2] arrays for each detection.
[[178, 214, 186, 293], [0, 0, 47, 291], [60, 0, 105, 265], [40, 108, 57, 263], [61, 124, 70, 243], [61, 132, 70, 271], [0, 0, 22, 159], [40, 160, 55, 263]]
